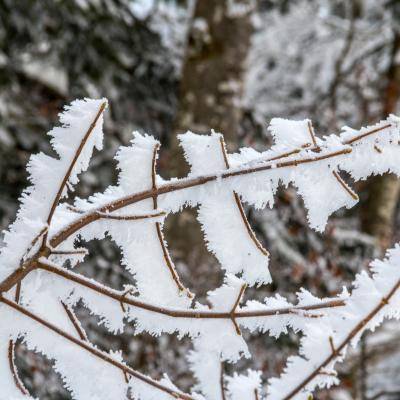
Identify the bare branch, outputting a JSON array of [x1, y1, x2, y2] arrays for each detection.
[[61, 301, 88, 342], [50, 249, 88, 256], [42, 101, 107, 245], [151, 143, 193, 298], [8, 339, 29, 396], [307, 120, 319, 150], [35, 261, 345, 321], [282, 278, 400, 400], [230, 284, 247, 335], [7, 281, 29, 395], [219, 136, 269, 258], [332, 171, 359, 201], [0, 122, 391, 297], [95, 210, 166, 221], [220, 363, 226, 400], [0, 296, 194, 400]]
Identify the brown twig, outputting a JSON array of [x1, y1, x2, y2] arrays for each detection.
[[220, 363, 226, 400], [66, 205, 85, 214], [254, 388, 260, 400], [50, 249, 88, 256], [307, 120, 319, 150], [0, 121, 391, 295], [20, 226, 48, 267], [151, 143, 193, 298], [230, 284, 247, 335], [42, 101, 107, 247], [95, 210, 166, 221], [35, 261, 344, 321], [151, 144, 160, 209], [155, 223, 193, 297], [329, 336, 337, 355], [282, 278, 400, 400], [343, 124, 391, 145], [0, 296, 193, 400], [7, 279, 29, 396], [219, 137, 269, 257], [61, 301, 88, 342], [46, 147, 351, 254], [120, 287, 135, 313], [332, 171, 359, 201], [8, 339, 29, 396]]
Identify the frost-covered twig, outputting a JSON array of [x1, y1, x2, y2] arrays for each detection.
[[0, 295, 194, 400], [0, 98, 400, 399], [35, 260, 345, 321]]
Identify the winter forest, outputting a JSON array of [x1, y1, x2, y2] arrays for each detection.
[[0, 0, 400, 399]]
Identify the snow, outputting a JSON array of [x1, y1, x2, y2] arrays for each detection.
[[0, 98, 400, 399]]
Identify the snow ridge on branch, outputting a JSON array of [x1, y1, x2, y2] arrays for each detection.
[[0, 98, 399, 399]]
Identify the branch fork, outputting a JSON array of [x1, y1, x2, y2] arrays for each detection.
[[230, 284, 247, 335]]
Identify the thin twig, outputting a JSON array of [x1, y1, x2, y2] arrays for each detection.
[[332, 171, 359, 201], [120, 287, 135, 313], [8, 339, 29, 395], [0, 122, 392, 294], [95, 210, 166, 221], [151, 144, 160, 210], [61, 301, 88, 342], [20, 226, 48, 267], [343, 124, 391, 145], [220, 363, 226, 400], [151, 143, 193, 298], [230, 284, 247, 335], [35, 261, 345, 320], [50, 249, 88, 256], [219, 136, 269, 257], [0, 296, 193, 400], [42, 101, 107, 246], [307, 120, 319, 150], [282, 279, 400, 400], [7, 280, 29, 396]]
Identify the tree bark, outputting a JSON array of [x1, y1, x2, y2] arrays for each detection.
[[164, 0, 254, 268], [361, 33, 400, 252]]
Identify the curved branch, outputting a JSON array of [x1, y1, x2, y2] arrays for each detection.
[[45, 101, 107, 232], [8, 281, 29, 396], [61, 301, 88, 342], [0, 296, 194, 400], [282, 277, 400, 400], [48, 146, 351, 252], [36, 261, 345, 320], [0, 123, 392, 294], [151, 144, 192, 297], [219, 136, 269, 257], [8, 339, 29, 396], [46, 122, 389, 248]]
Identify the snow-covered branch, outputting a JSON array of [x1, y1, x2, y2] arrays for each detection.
[[0, 98, 399, 399]]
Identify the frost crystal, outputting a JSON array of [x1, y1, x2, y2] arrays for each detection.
[[0, 98, 399, 399]]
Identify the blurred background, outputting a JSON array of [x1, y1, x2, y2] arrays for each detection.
[[0, 0, 400, 399]]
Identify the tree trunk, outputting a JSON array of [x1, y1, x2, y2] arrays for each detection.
[[361, 33, 400, 252], [358, 29, 400, 400], [164, 0, 254, 270]]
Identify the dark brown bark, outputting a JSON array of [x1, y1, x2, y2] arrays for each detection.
[[361, 33, 400, 252], [171, 0, 253, 154], [165, 0, 254, 268]]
